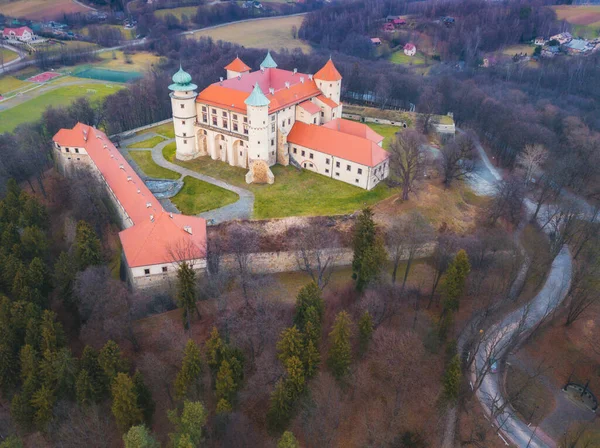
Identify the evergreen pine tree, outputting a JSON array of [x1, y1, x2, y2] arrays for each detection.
[[75, 369, 95, 405], [358, 311, 374, 353], [123, 425, 159, 448], [304, 338, 320, 378], [215, 359, 236, 402], [27, 257, 49, 301], [356, 236, 387, 291], [111, 373, 143, 431], [133, 371, 155, 426], [266, 379, 293, 432], [176, 262, 197, 330], [276, 326, 304, 364], [19, 344, 38, 384], [443, 354, 461, 401], [303, 308, 321, 346], [327, 311, 353, 380], [30, 385, 55, 428], [293, 282, 324, 330], [53, 252, 76, 311], [205, 326, 223, 372], [284, 356, 305, 399], [0, 435, 24, 448], [175, 339, 203, 399], [352, 208, 384, 290], [79, 345, 106, 400], [442, 250, 471, 312], [10, 392, 34, 429], [99, 340, 128, 383], [215, 398, 232, 414], [39, 310, 65, 353], [278, 431, 300, 448], [167, 400, 207, 447], [75, 221, 102, 270]]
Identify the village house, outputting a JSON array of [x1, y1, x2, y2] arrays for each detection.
[[170, 52, 389, 190], [534, 37, 546, 46], [403, 43, 416, 56], [564, 38, 593, 54], [370, 37, 382, 46], [52, 123, 207, 289], [2, 26, 36, 42], [550, 32, 572, 45]]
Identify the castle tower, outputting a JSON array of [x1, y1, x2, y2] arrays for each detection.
[[225, 56, 251, 79], [260, 50, 278, 70], [169, 66, 198, 161], [244, 83, 275, 184], [314, 57, 342, 105]]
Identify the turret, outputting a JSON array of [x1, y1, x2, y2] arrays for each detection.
[[169, 66, 198, 161], [314, 58, 342, 105], [225, 56, 251, 80], [260, 50, 278, 70], [244, 83, 271, 163]]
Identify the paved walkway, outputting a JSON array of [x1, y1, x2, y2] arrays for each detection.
[[120, 134, 254, 224]]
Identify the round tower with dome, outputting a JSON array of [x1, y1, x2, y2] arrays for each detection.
[[169, 65, 199, 161]]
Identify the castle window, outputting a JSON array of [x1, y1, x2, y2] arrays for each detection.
[[182, 120, 185, 125], [335, 172, 339, 177], [333, 112, 335, 118], [180, 104, 184, 109], [325, 169, 329, 173], [301, 150, 305, 157], [222, 111, 227, 117], [309, 153, 313, 159], [203, 130, 207, 135], [75, 148, 79, 153], [221, 135, 225, 140], [271, 139, 274, 146], [233, 114, 238, 119], [240, 151, 243, 156], [202, 106, 206, 111], [222, 120, 228, 128], [326, 158, 330, 164], [288, 118, 291, 125], [213, 117, 217, 126], [233, 123, 238, 131], [212, 109, 216, 114], [281, 121, 285, 127], [271, 115, 275, 121], [358, 168, 362, 175], [258, 141, 260, 145], [244, 125, 248, 135], [321, 112, 324, 117], [162, 266, 168, 273], [244, 117, 247, 123], [346, 165, 351, 171], [330, 83, 332, 87], [271, 124, 275, 132], [184, 140, 187, 144], [65, 148, 70, 152], [144, 269, 150, 275], [336, 161, 340, 168], [293, 148, 297, 154], [202, 113, 207, 122], [314, 118, 317, 124], [183, 133, 187, 137], [271, 151, 275, 156], [355, 179, 359, 184]]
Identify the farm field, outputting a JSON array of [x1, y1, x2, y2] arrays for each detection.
[[81, 25, 137, 41], [187, 15, 311, 52], [127, 150, 180, 180], [552, 5, 600, 38], [171, 176, 240, 215], [0, 47, 19, 64], [0, 0, 92, 20], [0, 81, 121, 133], [163, 143, 397, 219], [154, 6, 198, 20]]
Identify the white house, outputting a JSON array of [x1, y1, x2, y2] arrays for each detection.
[[2, 26, 36, 42]]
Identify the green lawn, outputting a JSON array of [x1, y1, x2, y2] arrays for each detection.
[[127, 135, 166, 148], [171, 176, 239, 214], [390, 51, 426, 65], [163, 143, 397, 219], [1, 47, 18, 64], [365, 123, 399, 149], [0, 76, 29, 95], [139, 122, 175, 139], [154, 6, 198, 20], [128, 150, 180, 180], [0, 82, 122, 133]]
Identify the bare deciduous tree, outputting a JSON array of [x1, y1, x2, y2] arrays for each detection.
[[487, 175, 525, 226], [440, 131, 476, 187], [516, 143, 548, 183], [427, 233, 457, 308], [389, 130, 428, 201], [564, 247, 599, 326], [294, 221, 341, 289], [227, 224, 259, 305]]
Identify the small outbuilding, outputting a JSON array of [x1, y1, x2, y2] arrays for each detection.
[[403, 42, 416, 56]]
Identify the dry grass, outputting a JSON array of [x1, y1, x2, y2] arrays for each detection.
[[506, 365, 556, 425], [552, 5, 600, 38], [187, 15, 311, 52], [0, 47, 19, 64], [502, 44, 534, 56], [96, 50, 163, 72], [0, 0, 91, 19]]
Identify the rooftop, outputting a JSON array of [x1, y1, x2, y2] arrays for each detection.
[[53, 123, 206, 268], [225, 56, 251, 73], [314, 59, 342, 81], [322, 118, 384, 145]]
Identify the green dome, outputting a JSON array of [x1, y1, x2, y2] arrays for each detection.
[[169, 65, 198, 92]]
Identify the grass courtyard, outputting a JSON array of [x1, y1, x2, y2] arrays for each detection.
[[187, 15, 311, 53], [138, 122, 175, 139], [0, 82, 122, 133], [127, 150, 180, 180], [365, 123, 399, 149], [171, 176, 239, 215], [127, 136, 166, 149], [163, 142, 397, 219]]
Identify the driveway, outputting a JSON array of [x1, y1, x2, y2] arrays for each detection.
[[120, 135, 254, 224]]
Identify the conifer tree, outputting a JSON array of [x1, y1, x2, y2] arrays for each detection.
[[303, 308, 321, 346], [111, 373, 143, 431], [284, 356, 305, 399], [443, 354, 461, 401], [133, 371, 155, 426], [30, 385, 55, 428], [442, 250, 471, 313], [53, 252, 76, 310], [79, 345, 106, 400], [304, 338, 320, 378], [352, 208, 386, 291], [215, 359, 236, 402], [0, 343, 18, 393], [276, 326, 304, 364], [75, 369, 95, 405], [293, 282, 324, 330], [123, 425, 159, 448], [39, 310, 65, 353], [27, 257, 49, 302], [216, 398, 232, 414], [205, 326, 223, 372], [356, 237, 387, 292], [168, 400, 207, 447], [19, 344, 38, 384], [0, 435, 24, 448], [10, 392, 33, 429], [266, 379, 293, 432], [175, 339, 203, 399], [176, 262, 197, 330], [327, 311, 353, 380], [40, 347, 76, 399], [278, 431, 300, 448], [358, 311, 374, 353], [99, 340, 128, 383], [75, 221, 102, 270]]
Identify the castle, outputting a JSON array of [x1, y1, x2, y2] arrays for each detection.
[[170, 52, 389, 190]]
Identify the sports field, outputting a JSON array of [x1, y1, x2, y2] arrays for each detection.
[[187, 15, 311, 52], [552, 5, 600, 38], [0, 0, 92, 19], [0, 82, 121, 133]]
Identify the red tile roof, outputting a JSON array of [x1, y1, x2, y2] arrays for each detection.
[[314, 59, 342, 81], [196, 68, 321, 113], [298, 100, 321, 115], [322, 118, 384, 145], [287, 121, 389, 167], [2, 26, 32, 37], [315, 94, 338, 109], [225, 57, 251, 73], [53, 124, 206, 268]]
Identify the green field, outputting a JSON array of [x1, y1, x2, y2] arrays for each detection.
[[171, 176, 239, 214], [1, 47, 19, 64], [73, 67, 142, 83], [0, 82, 121, 133], [154, 6, 198, 20], [390, 51, 426, 65], [128, 150, 180, 180], [188, 14, 311, 52], [127, 136, 166, 149], [139, 122, 175, 139], [81, 25, 136, 40], [365, 123, 399, 149], [163, 143, 397, 219], [0, 76, 29, 95]]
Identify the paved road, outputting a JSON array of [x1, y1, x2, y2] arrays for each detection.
[[0, 44, 26, 71], [121, 135, 254, 223]]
